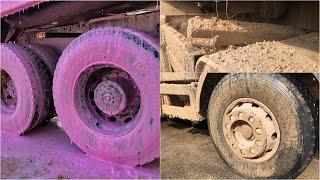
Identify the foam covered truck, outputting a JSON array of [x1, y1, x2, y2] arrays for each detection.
[[1, 1, 159, 166]]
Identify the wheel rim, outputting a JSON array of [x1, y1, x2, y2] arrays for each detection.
[[74, 64, 141, 137], [1, 70, 17, 115], [223, 98, 280, 162]]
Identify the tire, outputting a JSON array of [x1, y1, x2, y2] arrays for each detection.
[[53, 27, 160, 166], [25, 44, 58, 120], [0, 43, 52, 135], [207, 73, 316, 178], [25, 44, 59, 75]]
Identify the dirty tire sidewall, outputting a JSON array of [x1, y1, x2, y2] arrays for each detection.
[[1, 44, 44, 135], [53, 27, 160, 166], [25, 44, 59, 75], [25, 44, 58, 120], [207, 73, 315, 178]]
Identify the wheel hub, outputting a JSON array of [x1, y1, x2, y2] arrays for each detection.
[[223, 98, 280, 162], [74, 65, 141, 136], [1, 70, 18, 114], [238, 124, 253, 140], [94, 80, 127, 115], [6, 80, 17, 98]]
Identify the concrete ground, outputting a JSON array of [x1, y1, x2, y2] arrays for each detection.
[[160, 118, 319, 179], [1, 122, 159, 179]]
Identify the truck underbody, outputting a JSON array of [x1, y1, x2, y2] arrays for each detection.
[[2, 1, 159, 53]]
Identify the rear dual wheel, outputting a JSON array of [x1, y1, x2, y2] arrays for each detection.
[[0, 44, 57, 135], [53, 27, 160, 166], [208, 73, 316, 178]]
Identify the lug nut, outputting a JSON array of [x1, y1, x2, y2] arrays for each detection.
[[255, 128, 262, 134], [226, 134, 230, 139], [241, 149, 245, 155], [256, 140, 262, 147], [250, 148, 255, 154], [232, 144, 237, 149]]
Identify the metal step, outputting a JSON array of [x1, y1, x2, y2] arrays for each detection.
[[161, 105, 204, 121], [160, 72, 197, 82], [160, 83, 193, 95]]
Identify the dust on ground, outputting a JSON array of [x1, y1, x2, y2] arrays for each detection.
[[1, 122, 159, 179], [160, 118, 319, 179], [1, 156, 52, 179]]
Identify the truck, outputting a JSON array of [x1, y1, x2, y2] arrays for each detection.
[[160, 1, 319, 178], [1, 1, 159, 166]]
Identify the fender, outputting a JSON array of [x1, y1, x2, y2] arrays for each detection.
[[194, 60, 226, 118]]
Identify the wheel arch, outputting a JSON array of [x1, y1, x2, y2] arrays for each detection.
[[195, 69, 227, 118], [285, 73, 319, 103]]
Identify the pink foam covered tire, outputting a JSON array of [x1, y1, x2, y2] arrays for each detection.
[[25, 44, 58, 119], [1, 43, 53, 135], [53, 27, 159, 166], [25, 44, 59, 75]]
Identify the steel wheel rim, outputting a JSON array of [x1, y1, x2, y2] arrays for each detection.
[[74, 64, 141, 137], [223, 98, 280, 162]]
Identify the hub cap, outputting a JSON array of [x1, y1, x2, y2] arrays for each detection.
[[93, 81, 127, 115], [74, 64, 141, 136], [223, 98, 280, 162], [1, 70, 17, 115]]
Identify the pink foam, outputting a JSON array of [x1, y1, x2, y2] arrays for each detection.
[[1, 123, 159, 179]]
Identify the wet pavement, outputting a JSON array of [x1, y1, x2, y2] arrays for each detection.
[[1, 121, 159, 179], [160, 118, 319, 179]]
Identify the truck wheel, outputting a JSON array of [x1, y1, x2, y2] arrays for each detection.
[[207, 73, 316, 178], [53, 27, 160, 166], [1, 44, 52, 135], [24, 44, 58, 120]]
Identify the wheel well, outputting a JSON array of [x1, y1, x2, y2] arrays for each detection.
[[285, 73, 319, 104], [199, 73, 226, 117]]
